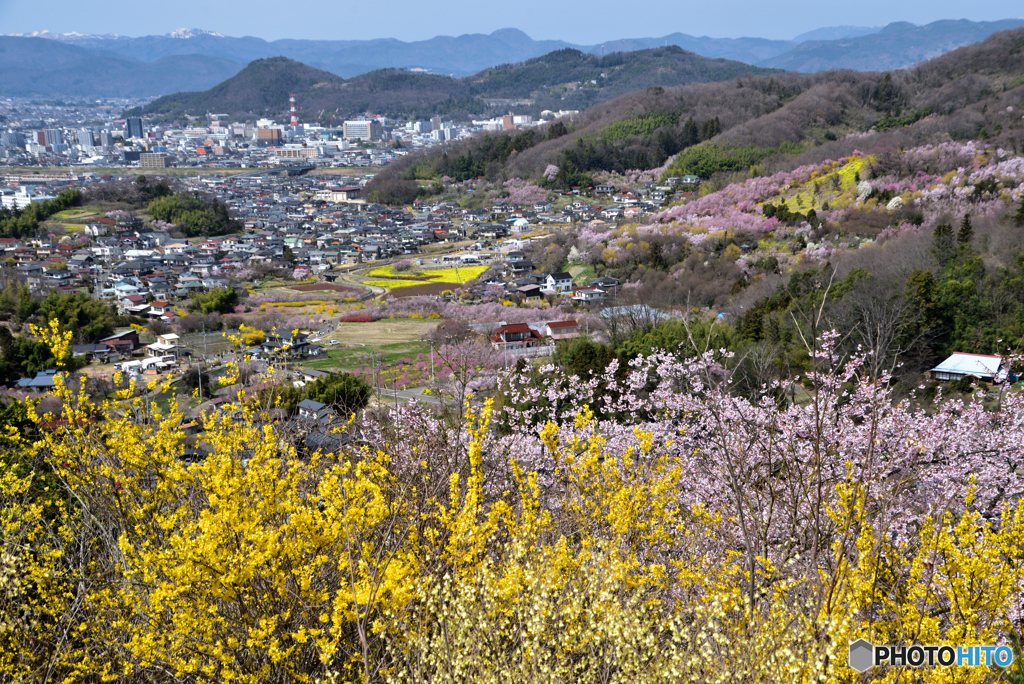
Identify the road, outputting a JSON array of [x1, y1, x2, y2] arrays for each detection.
[[373, 386, 452, 406]]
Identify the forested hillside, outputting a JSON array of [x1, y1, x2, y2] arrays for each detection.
[[370, 28, 1024, 191], [466, 46, 778, 112]]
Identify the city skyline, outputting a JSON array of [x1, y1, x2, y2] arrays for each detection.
[[1, 0, 1022, 45]]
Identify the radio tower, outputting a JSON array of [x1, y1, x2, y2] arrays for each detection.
[[289, 93, 298, 126]]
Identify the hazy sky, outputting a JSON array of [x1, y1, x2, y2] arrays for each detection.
[[1, 0, 1022, 43]]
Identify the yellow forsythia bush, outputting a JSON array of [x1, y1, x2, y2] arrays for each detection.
[[1, 323, 1022, 683]]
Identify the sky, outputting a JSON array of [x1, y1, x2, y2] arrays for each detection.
[[0, 0, 1022, 44]]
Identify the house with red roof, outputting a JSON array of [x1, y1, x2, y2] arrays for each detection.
[[490, 323, 543, 349]]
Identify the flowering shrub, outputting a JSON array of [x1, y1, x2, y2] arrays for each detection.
[[249, 292, 346, 305], [5, 326, 1024, 682], [620, 144, 1024, 266]]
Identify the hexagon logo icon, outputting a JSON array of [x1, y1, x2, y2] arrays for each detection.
[[849, 639, 875, 673]]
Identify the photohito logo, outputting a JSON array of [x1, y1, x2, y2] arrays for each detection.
[[848, 639, 1014, 673]]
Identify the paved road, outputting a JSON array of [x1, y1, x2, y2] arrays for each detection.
[[338, 274, 386, 296], [374, 386, 451, 406]]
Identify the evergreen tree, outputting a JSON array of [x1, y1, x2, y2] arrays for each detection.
[[1015, 199, 1024, 227], [699, 117, 722, 141], [957, 213, 973, 245], [931, 223, 955, 265], [906, 269, 939, 323], [682, 118, 699, 147], [648, 242, 665, 270], [306, 372, 371, 413]]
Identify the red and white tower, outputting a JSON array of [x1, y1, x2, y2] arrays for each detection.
[[289, 93, 298, 126]]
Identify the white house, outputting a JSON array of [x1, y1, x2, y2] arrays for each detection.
[[929, 353, 1007, 383], [572, 286, 606, 303], [148, 300, 172, 316], [544, 272, 573, 294], [91, 244, 122, 259], [147, 333, 180, 357]]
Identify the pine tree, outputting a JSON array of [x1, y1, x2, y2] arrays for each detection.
[[1015, 199, 1024, 227], [682, 118, 698, 147], [957, 213, 973, 245]]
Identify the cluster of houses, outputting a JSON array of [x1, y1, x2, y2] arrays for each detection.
[[476, 251, 620, 304], [421, 195, 663, 226], [1, 166, 704, 308], [71, 329, 188, 371], [426, 175, 701, 226]]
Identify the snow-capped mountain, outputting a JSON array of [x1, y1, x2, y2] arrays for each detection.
[[164, 28, 225, 39], [6, 30, 124, 40]]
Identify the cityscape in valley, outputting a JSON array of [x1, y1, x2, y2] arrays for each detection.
[[4, 8, 1024, 682]]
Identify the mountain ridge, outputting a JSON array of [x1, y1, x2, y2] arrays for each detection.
[[132, 47, 780, 122], [6, 19, 1023, 84], [0, 36, 243, 98], [5, 20, 1024, 100]]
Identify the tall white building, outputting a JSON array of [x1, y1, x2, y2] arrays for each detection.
[[343, 120, 382, 141]]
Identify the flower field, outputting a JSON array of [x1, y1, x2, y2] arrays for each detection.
[[361, 264, 488, 289]]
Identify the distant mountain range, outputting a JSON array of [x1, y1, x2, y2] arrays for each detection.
[[130, 48, 778, 122], [0, 36, 244, 98], [3, 19, 1024, 99], [759, 19, 1024, 71]]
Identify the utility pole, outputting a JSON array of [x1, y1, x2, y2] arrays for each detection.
[[198, 321, 208, 402], [429, 340, 435, 383]]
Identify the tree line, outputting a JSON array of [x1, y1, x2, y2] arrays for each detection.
[[0, 188, 82, 239]]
